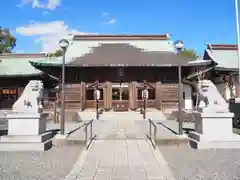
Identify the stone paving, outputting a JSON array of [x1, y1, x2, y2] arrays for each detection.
[[65, 114, 176, 180], [66, 140, 174, 180]]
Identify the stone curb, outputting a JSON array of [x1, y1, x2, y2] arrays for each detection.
[[146, 138, 177, 180], [63, 139, 95, 180]]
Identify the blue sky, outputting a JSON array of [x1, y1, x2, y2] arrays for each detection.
[[1, 0, 237, 55]]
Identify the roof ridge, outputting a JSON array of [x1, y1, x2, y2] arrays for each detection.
[[73, 34, 169, 41], [0, 53, 47, 58], [207, 44, 238, 50]]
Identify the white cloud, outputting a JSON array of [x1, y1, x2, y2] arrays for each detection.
[[107, 18, 116, 24], [102, 12, 109, 16], [16, 21, 95, 52], [18, 0, 61, 10]]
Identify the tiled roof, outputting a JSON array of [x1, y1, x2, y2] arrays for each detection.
[[31, 43, 206, 68], [204, 44, 239, 69], [68, 43, 195, 66], [29, 57, 72, 66], [0, 58, 43, 77]]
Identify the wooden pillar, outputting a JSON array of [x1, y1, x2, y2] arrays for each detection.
[[104, 81, 112, 110], [17, 87, 24, 98], [80, 82, 86, 111], [129, 81, 137, 110], [155, 82, 162, 110]]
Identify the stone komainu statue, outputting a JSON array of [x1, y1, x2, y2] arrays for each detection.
[[196, 80, 229, 112], [12, 80, 44, 114]]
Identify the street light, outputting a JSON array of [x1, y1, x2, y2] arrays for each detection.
[[174, 40, 184, 135], [59, 39, 69, 135], [234, 0, 240, 99], [93, 88, 100, 120], [142, 86, 149, 119]]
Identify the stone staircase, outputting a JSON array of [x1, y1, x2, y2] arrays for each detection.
[[99, 109, 166, 121], [0, 110, 11, 131], [99, 111, 143, 121], [64, 85, 81, 110]]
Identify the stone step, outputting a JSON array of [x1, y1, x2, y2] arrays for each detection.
[[0, 132, 53, 143], [0, 138, 52, 151], [189, 138, 240, 149]]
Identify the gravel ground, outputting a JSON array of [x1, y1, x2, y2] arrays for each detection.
[[159, 146, 240, 180], [0, 145, 84, 180]]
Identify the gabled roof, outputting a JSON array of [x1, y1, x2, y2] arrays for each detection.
[[203, 44, 239, 70], [69, 43, 195, 66], [65, 34, 175, 59], [31, 43, 202, 67]]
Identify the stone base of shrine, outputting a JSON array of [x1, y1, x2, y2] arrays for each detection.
[[189, 111, 240, 149], [0, 112, 52, 151], [0, 132, 53, 151], [189, 131, 240, 149]]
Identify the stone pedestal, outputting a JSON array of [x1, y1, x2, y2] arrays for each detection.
[[189, 112, 240, 149], [0, 113, 52, 151], [183, 84, 192, 110], [8, 113, 46, 136], [0, 80, 52, 151]]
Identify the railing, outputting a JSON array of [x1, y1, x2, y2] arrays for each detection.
[[84, 119, 97, 149], [146, 117, 157, 149], [53, 103, 60, 124]]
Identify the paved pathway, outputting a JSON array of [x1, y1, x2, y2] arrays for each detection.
[[64, 117, 176, 180], [95, 119, 146, 140], [66, 140, 174, 180]]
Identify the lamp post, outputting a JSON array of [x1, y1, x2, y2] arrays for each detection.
[[142, 86, 149, 119], [174, 40, 184, 135], [94, 87, 100, 120], [235, 0, 240, 99], [59, 39, 69, 135]]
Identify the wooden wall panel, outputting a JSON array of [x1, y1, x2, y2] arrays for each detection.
[[104, 81, 112, 109], [155, 82, 162, 110], [80, 82, 86, 111], [129, 81, 137, 110]]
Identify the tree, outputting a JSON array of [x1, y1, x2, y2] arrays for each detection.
[[54, 49, 64, 57], [47, 49, 64, 58], [180, 48, 198, 58], [0, 27, 16, 54]]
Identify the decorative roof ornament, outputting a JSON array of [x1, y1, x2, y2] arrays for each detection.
[[166, 33, 172, 40], [206, 43, 213, 52]]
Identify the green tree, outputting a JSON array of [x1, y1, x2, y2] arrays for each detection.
[[53, 49, 64, 57], [180, 48, 198, 58], [46, 49, 64, 58], [0, 27, 16, 54]]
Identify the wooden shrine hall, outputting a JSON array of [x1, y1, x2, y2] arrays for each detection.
[[30, 35, 210, 112]]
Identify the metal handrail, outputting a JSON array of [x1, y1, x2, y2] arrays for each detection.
[[53, 102, 60, 124], [84, 119, 97, 149], [146, 117, 157, 149]]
